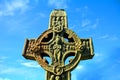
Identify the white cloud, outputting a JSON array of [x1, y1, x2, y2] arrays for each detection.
[[91, 18, 99, 29], [0, 66, 45, 80], [48, 0, 68, 8], [0, 65, 45, 80], [71, 74, 77, 80], [81, 19, 91, 27], [0, 0, 30, 16], [81, 18, 99, 29], [75, 6, 99, 32], [0, 60, 39, 74], [96, 34, 118, 41], [76, 6, 89, 18], [76, 6, 88, 12], [71, 65, 85, 80], [0, 78, 11, 80], [39, 13, 46, 18], [93, 53, 105, 63], [97, 34, 109, 39], [0, 56, 8, 60], [76, 65, 84, 70], [0, 67, 23, 74], [21, 61, 40, 68], [0, 56, 8, 63], [77, 18, 99, 32]]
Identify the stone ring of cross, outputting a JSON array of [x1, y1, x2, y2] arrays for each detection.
[[32, 27, 82, 75]]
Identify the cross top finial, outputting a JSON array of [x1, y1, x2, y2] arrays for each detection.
[[49, 9, 68, 31]]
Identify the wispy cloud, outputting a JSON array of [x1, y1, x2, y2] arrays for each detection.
[[48, 0, 69, 8], [97, 34, 109, 39], [0, 78, 11, 80], [96, 34, 118, 40], [39, 12, 46, 18], [76, 6, 89, 17], [0, 59, 44, 80], [0, 68, 20, 74], [0, 0, 30, 16], [76, 65, 84, 70], [81, 19, 91, 27], [71, 74, 77, 80], [76, 47, 120, 80], [0, 56, 8, 60], [18, 60, 40, 68], [0, 66, 45, 80], [81, 18, 99, 29], [71, 65, 85, 80], [74, 18, 99, 32], [93, 53, 104, 62], [91, 18, 99, 29], [21, 61, 40, 68], [0, 56, 8, 63], [75, 6, 100, 32]]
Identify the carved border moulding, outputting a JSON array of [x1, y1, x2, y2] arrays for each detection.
[[22, 9, 94, 80]]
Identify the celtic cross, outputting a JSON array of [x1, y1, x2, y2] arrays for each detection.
[[22, 9, 94, 80]]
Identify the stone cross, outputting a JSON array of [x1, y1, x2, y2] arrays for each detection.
[[22, 9, 94, 80]]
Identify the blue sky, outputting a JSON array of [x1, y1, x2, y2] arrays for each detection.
[[0, 0, 120, 80]]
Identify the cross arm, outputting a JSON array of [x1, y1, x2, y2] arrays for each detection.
[[62, 38, 94, 61], [80, 38, 94, 60], [22, 39, 51, 61], [22, 39, 36, 60]]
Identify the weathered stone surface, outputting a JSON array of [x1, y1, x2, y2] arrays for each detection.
[[22, 9, 94, 80]]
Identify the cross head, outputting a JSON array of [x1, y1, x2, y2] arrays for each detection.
[[22, 9, 94, 80]]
